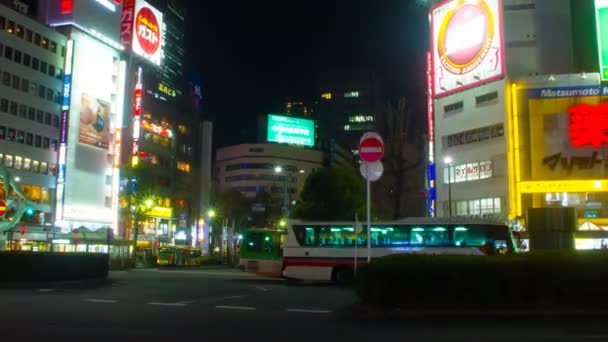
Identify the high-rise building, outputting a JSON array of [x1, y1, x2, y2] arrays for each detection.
[[120, 0, 200, 246], [316, 69, 384, 153], [0, 3, 67, 249], [428, 0, 603, 225]]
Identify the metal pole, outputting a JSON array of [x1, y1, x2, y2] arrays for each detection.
[[354, 213, 358, 276], [448, 164, 453, 218], [366, 163, 371, 263]]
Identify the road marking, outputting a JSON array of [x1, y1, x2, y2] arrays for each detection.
[[86, 299, 117, 303], [148, 302, 187, 307], [216, 305, 256, 311], [222, 295, 247, 299], [36, 289, 55, 293], [287, 309, 332, 314], [255, 286, 268, 292]]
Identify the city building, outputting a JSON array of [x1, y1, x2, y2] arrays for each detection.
[[428, 0, 606, 230], [0, 3, 67, 244], [285, 96, 314, 117], [316, 69, 384, 153], [215, 143, 323, 213], [37, 0, 126, 240], [119, 0, 201, 247]]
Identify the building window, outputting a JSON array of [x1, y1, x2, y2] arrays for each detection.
[[476, 91, 498, 105], [15, 24, 23, 38], [34, 135, 41, 148], [0, 43, 3, 56], [28, 107, 35, 120], [32, 160, 39, 173], [444, 101, 464, 115], [20, 78, 29, 93], [50, 40, 57, 53], [23, 158, 31, 171], [7, 128, 15, 142], [4, 155, 13, 168], [13, 49, 22, 63], [41, 37, 49, 49], [43, 137, 49, 150], [344, 91, 360, 98], [51, 139, 58, 151], [18, 104, 26, 118], [36, 110, 43, 123], [44, 112, 52, 125], [321, 92, 332, 100], [40, 61, 48, 74], [16, 131, 24, 144], [0, 126, 4, 139], [40, 162, 48, 174], [52, 115, 59, 128], [25, 29, 32, 42], [32, 57, 39, 70], [29, 81, 37, 95], [49, 65, 55, 77], [46, 88, 53, 102], [6, 20, 14, 34], [38, 85, 45, 99], [4, 45, 13, 59], [9, 101, 17, 115], [0, 16, 5, 30], [0, 99, 7, 112], [26, 133, 33, 145], [23, 53, 30, 67], [11, 75, 20, 89], [1, 72, 9, 86], [34, 33, 41, 46]]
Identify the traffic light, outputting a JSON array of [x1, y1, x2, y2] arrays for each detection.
[[25, 207, 34, 215]]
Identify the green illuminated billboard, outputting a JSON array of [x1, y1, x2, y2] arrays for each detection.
[[596, 0, 608, 80], [267, 114, 315, 147]]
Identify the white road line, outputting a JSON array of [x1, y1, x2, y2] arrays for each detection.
[[255, 286, 268, 292], [148, 302, 187, 307], [36, 289, 55, 293], [222, 295, 247, 299], [215, 305, 256, 311], [287, 309, 332, 314], [86, 299, 117, 303]]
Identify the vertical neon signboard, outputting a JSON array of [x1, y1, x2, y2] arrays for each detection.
[[132, 67, 142, 165], [427, 50, 436, 217], [55, 39, 74, 223], [596, 0, 608, 80]]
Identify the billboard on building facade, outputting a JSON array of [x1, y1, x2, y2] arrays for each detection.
[[430, 0, 505, 97], [78, 94, 112, 150], [267, 114, 315, 147], [121, 0, 164, 66], [595, 0, 608, 80]]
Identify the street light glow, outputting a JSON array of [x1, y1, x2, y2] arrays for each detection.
[[208, 209, 216, 218], [274, 166, 283, 173], [279, 219, 287, 227], [299, 169, 305, 173], [444, 156, 453, 165], [144, 199, 154, 208]]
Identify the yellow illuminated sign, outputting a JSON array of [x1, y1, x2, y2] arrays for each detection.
[[148, 206, 173, 218], [158, 83, 176, 97], [519, 180, 608, 194]]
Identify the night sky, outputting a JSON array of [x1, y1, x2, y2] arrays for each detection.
[[187, 0, 429, 148]]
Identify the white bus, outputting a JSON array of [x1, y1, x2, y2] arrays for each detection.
[[282, 218, 516, 283]]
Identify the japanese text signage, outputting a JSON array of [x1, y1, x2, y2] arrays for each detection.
[[430, 0, 504, 97], [267, 114, 315, 147], [121, 0, 163, 66], [595, 0, 608, 80], [445, 160, 493, 184], [569, 103, 608, 148]]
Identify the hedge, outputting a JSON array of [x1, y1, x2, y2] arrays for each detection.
[[0, 252, 109, 282], [354, 251, 608, 309]]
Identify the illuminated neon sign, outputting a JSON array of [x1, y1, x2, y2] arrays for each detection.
[[142, 121, 173, 138], [158, 83, 176, 97], [56, 39, 74, 223], [132, 67, 142, 157], [569, 103, 608, 148]]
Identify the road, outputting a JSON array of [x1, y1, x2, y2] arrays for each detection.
[[0, 268, 607, 341]]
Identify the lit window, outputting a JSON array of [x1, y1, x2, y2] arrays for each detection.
[[344, 91, 359, 98], [344, 125, 351, 131], [177, 161, 191, 173], [321, 92, 332, 100]]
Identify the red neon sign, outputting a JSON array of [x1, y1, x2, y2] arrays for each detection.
[[427, 51, 434, 143], [134, 82, 142, 116], [60, 0, 73, 14], [569, 103, 608, 148]]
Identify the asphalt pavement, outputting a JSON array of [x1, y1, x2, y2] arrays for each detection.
[[0, 268, 607, 341]]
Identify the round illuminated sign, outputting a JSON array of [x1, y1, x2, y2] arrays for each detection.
[[136, 6, 161, 55], [437, 0, 495, 74]]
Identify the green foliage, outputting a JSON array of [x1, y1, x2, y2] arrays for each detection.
[[355, 251, 608, 309], [292, 166, 366, 220]]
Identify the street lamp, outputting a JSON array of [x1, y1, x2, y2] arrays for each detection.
[[207, 209, 216, 218], [444, 156, 453, 218], [274, 166, 283, 173]]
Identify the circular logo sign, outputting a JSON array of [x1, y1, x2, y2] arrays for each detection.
[[0, 200, 6, 217], [437, 0, 494, 74], [136, 6, 161, 55]]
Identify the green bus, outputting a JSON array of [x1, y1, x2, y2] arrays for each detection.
[[239, 228, 285, 276]]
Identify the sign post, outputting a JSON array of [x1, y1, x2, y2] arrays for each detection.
[[359, 132, 385, 263]]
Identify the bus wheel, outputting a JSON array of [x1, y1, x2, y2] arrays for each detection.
[[333, 267, 354, 286]]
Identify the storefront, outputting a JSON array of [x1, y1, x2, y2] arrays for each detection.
[[508, 74, 608, 241]]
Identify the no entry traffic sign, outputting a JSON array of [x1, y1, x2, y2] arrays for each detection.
[[359, 132, 384, 163]]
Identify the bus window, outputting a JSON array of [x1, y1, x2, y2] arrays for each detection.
[[427, 227, 449, 246], [453, 226, 487, 247], [304, 227, 316, 246], [410, 227, 425, 245]]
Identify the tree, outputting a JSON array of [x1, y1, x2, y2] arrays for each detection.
[[250, 188, 282, 228], [375, 97, 425, 219], [292, 166, 365, 221]]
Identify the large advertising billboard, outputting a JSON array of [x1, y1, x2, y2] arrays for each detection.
[[79, 94, 112, 149], [121, 0, 164, 66], [595, 0, 608, 80], [267, 114, 315, 147], [430, 0, 505, 97]]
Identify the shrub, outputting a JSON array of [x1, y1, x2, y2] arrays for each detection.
[[354, 251, 608, 309]]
